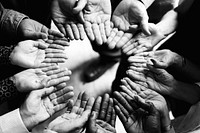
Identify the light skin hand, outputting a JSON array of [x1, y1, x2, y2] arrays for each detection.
[[20, 84, 74, 131], [10, 65, 72, 92], [51, 0, 86, 40], [122, 23, 166, 56], [47, 91, 95, 133], [18, 18, 64, 40], [75, 0, 112, 45], [112, 0, 150, 35], [86, 94, 116, 133]]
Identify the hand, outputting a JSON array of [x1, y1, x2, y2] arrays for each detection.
[[113, 91, 162, 133], [10, 40, 68, 68], [112, 0, 150, 35], [20, 84, 74, 131], [86, 93, 116, 133], [122, 23, 166, 55], [125, 61, 176, 95], [134, 49, 182, 69], [51, 0, 86, 40], [10, 65, 72, 92], [47, 91, 95, 133], [79, 0, 112, 45], [120, 77, 171, 130], [18, 18, 64, 40]]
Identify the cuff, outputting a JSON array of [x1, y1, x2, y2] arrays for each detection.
[[0, 108, 30, 133], [0, 9, 28, 37]]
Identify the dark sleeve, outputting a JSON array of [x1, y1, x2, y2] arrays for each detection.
[[0, 45, 15, 65], [0, 2, 28, 37], [0, 77, 19, 104]]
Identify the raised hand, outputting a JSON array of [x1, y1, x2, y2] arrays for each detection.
[[86, 93, 116, 133], [10, 65, 72, 92], [47, 91, 95, 133], [113, 91, 162, 133], [112, 0, 150, 35], [10, 40, 68, 68], [18, 18, 64, 40], [19, 84, 74, 131], [51, 0, 86, 40]]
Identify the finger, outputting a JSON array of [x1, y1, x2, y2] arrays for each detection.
[[116, 33, 133, 50], [71, 23, 80, 40], [106, 98, 113, 122], [65, 24, 74, 40], [99, 23, 107, 43], [51, 91, 74, 105], [113, 98, 129, 120], [105, 20, 111, 37], [44, 58, 67, 63], [77, 92, 90, 115], [35, 41, 49, 49], [77, 23, 86, 40], [113, 91, 133, 113], [52, 103, 68, 114], [46, 68, 71, 76], [49, 86, 74, 100], [71, 92, 83, 113], [84, 21, 95, 41], [126, 70, 146, 82], [123, 77, 142, 94], [99, 93, 110, 120], [41, 65, 59, 72], [48, 44, 65, 50], [92, 23, 103, 45], [92, 96, 102, 117], [88, 111, 98, 133], [46, 76, 70, 87], [120, 85, 137, 99], [27, 32, 47, 40], [107, 28, 118, 45], [140, 19, 151, 36], [52, 39, 70, 46], [111, 30, 124, 49], [53, 22, 66, 36], [114, 105, 127, 124], [73, 0, 87, 13], [45, 52, 67, 59], [45, 48, 64, 53], [110, 108, 116, 127], [120, 91, 139, 110], [48, 29, 65, 38]]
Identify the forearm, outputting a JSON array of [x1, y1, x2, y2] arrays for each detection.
[[156, 10, 178, 36], [0, 45, 15, 65], [0, 77, 19, 104], [171, 80, 200, 104]]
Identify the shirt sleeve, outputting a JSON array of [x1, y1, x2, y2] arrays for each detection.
[[0, 3, 28, 37], [0, 108, 30, 133], [0, 45, 15, 65]]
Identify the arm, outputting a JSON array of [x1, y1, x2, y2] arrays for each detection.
[[0, 109, 30, 133]]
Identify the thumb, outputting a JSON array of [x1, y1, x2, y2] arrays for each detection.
[[39, 87, 55, 98], [88, 111, 98, 133], [26, 31, 48, 40], [140, 20, 151, 36], [73, 0, 87, 14]]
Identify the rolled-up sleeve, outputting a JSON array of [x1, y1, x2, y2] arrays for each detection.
[[0, 108, 30, 133]]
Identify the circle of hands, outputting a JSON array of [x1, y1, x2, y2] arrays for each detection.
[[9, 0, 176, 132]]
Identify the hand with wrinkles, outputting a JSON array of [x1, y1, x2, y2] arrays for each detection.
[[46, 91, 95, 133], [18, 18, 65, 41], [120, 77, 171, 131], [86, 93, 116, 133], [10, 65, 72, 92], [51, 0, 86, 40], [20, 83, 74, 131], [10, 40, 68, 68], [113, 91, 162, 133]]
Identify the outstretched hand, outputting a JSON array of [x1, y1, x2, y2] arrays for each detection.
[[86, 93, 116, 133], [20, 84, 74, 131]]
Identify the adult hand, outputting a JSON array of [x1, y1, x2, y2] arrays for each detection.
[[79, 0, 112, 45], [112, 0, 150, 35], [120, 77, 171, 130], [10, 65, 72, 92], [20, 84, 74, 131], [86, 93, 116, 133], [122, 23, 165, 55], [134, 49, 183, 69], [10, 40, 68, 68], [18, 18, 64, 40], [51, 0, 86, 40], [113, 91, 161, 133], [47, 91, 95, 133]]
